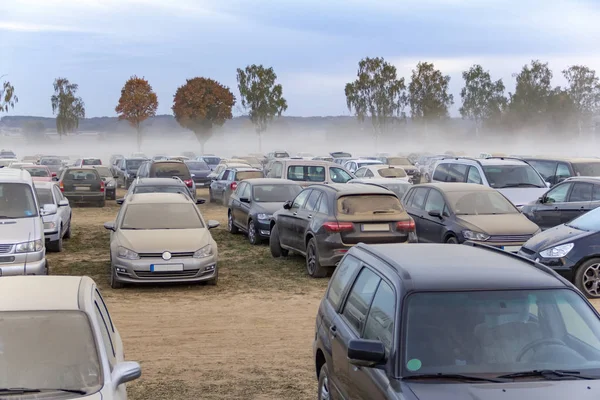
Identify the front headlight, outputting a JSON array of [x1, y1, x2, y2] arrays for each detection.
[[462, 230, 490, 241], [540, 243, 574, 258], [193, 244, 213, 258], [257, 213, 272, 220], [117, 246, 139, 260], [15, 239, 43, 253], [44, 221, 56, 230]]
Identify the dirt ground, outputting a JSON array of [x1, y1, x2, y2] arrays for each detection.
[[46, 188, 600, 399]]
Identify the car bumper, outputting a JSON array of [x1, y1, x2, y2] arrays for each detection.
[[105, 187, 116, 198], [112, 255, 218, 284], [64, 193, 105, 203], [256, 219, 272, 238], [0, 257, 47, 276], [44, 230, 60, 242]]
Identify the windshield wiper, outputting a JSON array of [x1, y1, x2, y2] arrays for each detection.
[[0, 216, 16, 219], [497, 183, 544, 188], [497, 369, 599, 380], [0, 388, 86, 395], [403, 373, 507, 383]]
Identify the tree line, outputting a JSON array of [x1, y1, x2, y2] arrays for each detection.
[[2, 58, 600, 152]]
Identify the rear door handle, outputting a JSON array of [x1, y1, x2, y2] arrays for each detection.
[[308, 215, 313, 219], [329, 325, 337, 337]]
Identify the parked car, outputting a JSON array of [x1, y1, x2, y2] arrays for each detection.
[[0, 168, 48, 276], [403, 183, 540, 251], [73, 157, 102, 167], [58, 167, 106, 207], [343, 159, 383, 174], [197, 155, 221, 171], [349, 178, 412, 199], [104, 192, 220, 288], [208, 161, 251, 180], [210, 167, 264, 205], [34, 181, 72, 252], [39, 156, 63, 175], [266, 159, 354, 186], [314, 241, 600, 399], [270, 183, 417, 277], [0, 275, 142, 399], [137, 160, 197, 199], [185, 160, 212, 188], [8, 162, 35, 169], [181, 151, 197, 159], [266, 150, 290, 159], [227, 178, 302, 244], [0, 157, 18, 167], [92, 165, 117, 200], [376, 156, 421, 182], [115, 157, 147, 189], [0, 149, 17, 159], [523, 157, 600, 186], [232, 156, 263, 169], [116, 177, 203, 205], [354, 165, 410, 182], [16, 165, 53, 182]]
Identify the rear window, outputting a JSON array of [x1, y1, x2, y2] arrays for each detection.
[[93, 166, 112, 178], [64, 169, 100, 181], [121, 203, 203, 229], [201, 157, 220, 165], [236, 171, 265, 181], [133, 185, 189, 196], [82, 159, 101, 166], [378, 168, 407, 178], [386, 157, 410, 165], [572, 162, 600, 177], [381, 183, 411, 198], [287, 165, 325, 182], [24, 167, 50, 177], [274, 152, 289, 158], [252, 184, 302, 202], [40, 158, 61, 165], [185, 161, 210, 170], [150, 162, 191, 179], [337, 195, 405, 215]]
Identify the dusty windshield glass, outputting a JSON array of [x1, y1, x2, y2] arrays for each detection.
[[121, 203, 203, 229], [0, 183, 38, 218], [185, 161, 210, 170], [337, 195, 404, 215], [378, 168, 407, 178], [403, 289, 600, 376], [236, 171, 264, 181], [387, 157, 411, 165], [381, 183, 410, 198], [446, 190, 518, 215], [36, 188, 53, 205], [82, 159, 101, 166], [572, 162, 600, 177], [0, 310, 102, 393], [24, 167, 50, 177], [126, 160, 144, 171], [40, 158, 61, 165], [567, 206, 600, 231], [252, 184, 301, 202], [93, 166, 112, 178], [482, 165, 545, 188]]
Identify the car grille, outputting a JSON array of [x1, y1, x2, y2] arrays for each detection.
[[138, 252, 195, 258], [135, 269, 200, 278], [0, 244, 13, 254], [488, 234, 532, 243]]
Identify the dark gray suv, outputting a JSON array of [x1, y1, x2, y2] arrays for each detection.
[[313, 242, 600, 399]]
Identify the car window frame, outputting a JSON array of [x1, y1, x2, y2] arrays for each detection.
[[568, 182, 594, 203], [424, 188, 446, 214], [362, 278, 397, 356], [410, 187, 430, 210], [326, 254, 363, 311], [546, 182, 573, 203], [305, 189, 322, 212], [339, 266, 383, 336], [291, 189, 311, 210]]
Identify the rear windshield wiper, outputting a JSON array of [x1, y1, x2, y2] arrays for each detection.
[[497, 369, 598, 380], [372, 210, 395, 214], [0, 388, 86, 395], [403, 373, 507, 383]]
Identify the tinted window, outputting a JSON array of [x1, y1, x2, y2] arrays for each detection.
[[355, 168, 366, 178], [365, 170, 374, 178], [327, 255, 361, 309], [185, 161, 210, 170], [433, 163, 450, 182], [39, 158, 61, 165], [292, 190, 311, 209], [545, 183, 571, 203], [410, 188, 429, 209], [569, 182, 593, 202], [235, 170, 264, 181], [572, 162, 600, 177], [64, 169, 100, 182], [82, 159, 101, 166], [150, 162, 191, 179], [556, 163, 572, 180], [0, 183, 39, 218], [241, 183, 251, 198], [125, 160, 144, 170], [338, 195, 404, 215], [363, 281, 395, 354], [527, 160, 557, 181], [287, 165, 325, 182], [305, 190, 322, 212], [341, 268, 381, 334], [121, 203, 203, 229], [317, 194, 330, 214], [467, 166, 482, 184], [482, 165, 545, 188], [424, 189, 445, 213], [23, 167, 50, 177], [201, 157, 220, 165], [36, 188, 54, 205], [252, 184, 301, 202], [330, 167, 353, 183]]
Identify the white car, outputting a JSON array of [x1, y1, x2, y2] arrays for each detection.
[[34, 181, 72, 252], [343, 159, 383, 173], [353, 165, 410, 182], [0, 275, 141, 399]]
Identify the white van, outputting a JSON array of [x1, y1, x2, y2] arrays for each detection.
[[0, 168, 48, 276]]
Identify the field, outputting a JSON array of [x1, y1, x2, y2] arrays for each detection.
[[47, 188, 328, 400]]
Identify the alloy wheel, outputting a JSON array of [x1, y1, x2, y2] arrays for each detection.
[[319, 374, 330, 400], [582, 263, 600, 297]]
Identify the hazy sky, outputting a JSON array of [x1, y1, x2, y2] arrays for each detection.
[[2, 0, 600, 118]]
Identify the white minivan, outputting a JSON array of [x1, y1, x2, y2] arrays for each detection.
[[0, 168, 48, 276]]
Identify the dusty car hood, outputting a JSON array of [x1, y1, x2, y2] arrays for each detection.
[[496, 188, 547, 207], [404, 380, 600, 399], [456, 213, 539, 236], [253, 202, 287, 215], [522, 223, 592, 251], [0, 217, 40, 243], [117, 228, 209, 253]]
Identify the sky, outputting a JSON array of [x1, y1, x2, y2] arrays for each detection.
[[1, 0, 600, 118]]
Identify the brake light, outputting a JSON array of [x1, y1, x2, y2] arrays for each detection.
[[396, 219, 416, 231], [59, 181, 64, 192], [100, 180, 105, 192], [323, 221, 354, 233], [230, 182, 237, 191], [184, 179, 193, 188]]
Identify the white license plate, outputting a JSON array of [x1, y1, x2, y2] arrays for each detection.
[[362, 223, 390, 232], [150, 264, 184, 272], [75, 186, 90, 191], [502, 245, 521, 253]]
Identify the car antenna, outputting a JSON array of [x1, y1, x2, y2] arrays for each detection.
[[23, 232, 30, 275]]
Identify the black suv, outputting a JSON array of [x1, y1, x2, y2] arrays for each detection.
[[314, 242, 600, 399]]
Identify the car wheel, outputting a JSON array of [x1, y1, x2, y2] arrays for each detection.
[[247, 219, 260, 245], [446, 235, 458, 244], [48, 232, 63, 253], [98, 200, 106, 208], [209, 189, 215, 203], [318, 364, 331, 400], [306, 238, 327, 278], [64, 220, 72, 239], [269, 224, 288, 257], [228, 211, 239, 234], [575, 258, 600, 299], [110, 262, 124, 289]]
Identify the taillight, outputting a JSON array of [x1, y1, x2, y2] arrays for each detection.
[[100, 181, 105, 192], [184, 179, 193, 188], [396, 219, 416, 231], [230, 182, 237, 191], [323, 221, 354, 233], [59, 181, 64, 192]]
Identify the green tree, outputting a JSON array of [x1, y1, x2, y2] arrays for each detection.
[[0, 77, 17, 113], [236, 64, 287, 153], [172, 77, 236, 154], [344, 57, 407, 149], [408, 62, 454, 136], [507, 60, 553, 129], [562, 65, 600, 135], [50, 78, 85, 139], [459, 64, 507, 137], [22, 121, 46, 142], [115, 75, 159, 152]]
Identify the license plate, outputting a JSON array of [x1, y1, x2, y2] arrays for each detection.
[[502, 245, 521, 253], [150, 264, 183, 272], [75, 186, 90, 191], [362, 223, 390, 232]]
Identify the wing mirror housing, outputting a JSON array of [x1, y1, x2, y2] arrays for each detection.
[[112, 361, 141, 389], [103, 221, 115, 231], [207, 220, 220, 229], [58, 199, 69, 207], [428, 209, 442, 218], [347, 339, 386, 369], [283, 200, 292, 210], [240, 197, 250, 203], [538, 195, 546, 204], [41, 204, 58, 215], [545, 181, 551, 188]]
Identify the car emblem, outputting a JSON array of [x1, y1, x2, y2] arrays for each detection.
[[162, 251, 172, 261]]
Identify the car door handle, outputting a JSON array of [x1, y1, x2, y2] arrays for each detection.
[[308, 215, 313, 219], [329, 325, 337, 337], [293, 212, 298, 216]]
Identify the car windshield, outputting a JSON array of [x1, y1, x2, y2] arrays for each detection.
[[236, 171, 265, 181], [0, 183, 38, 218], [378, 168, 407, 178], [387, 157, 411, 165], [403, 289, 600, 377], [287, 165, 325, 182], [126, 160, 144, 171], [133, 185, 190, 197], [185, 161, 210, 170], [201, 157, 220, 165], [64, 170, 99, 182], [23, 167, 50, 177], [151, 163, 191, 179], [121, 203, 203, 229], [93, 166, 112, 178], [482, 165, 545, 188], [566, 206, 600, 231], [36, 188, 54, 205], [337, 194, 404, 215], [40, 158, 61, 165], [380, 183, 411, 198], [0, 310, 102, 393], [82, 159, 101, 166], [572, 162, 600, 177], [446, 190, 518, 215], [252, 184, 301, 202]]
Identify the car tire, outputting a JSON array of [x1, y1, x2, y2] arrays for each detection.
[[317, 364, 331, 400], [206, 273, 218, 286], [575, 258, 600, 299], [228, 211, 239, 234], [306, 238, 327, 278], [248, 219, 260, 245], [98, 200, 106, 208], [270, 224, 288, 258], [110, 263, 124, 289], [446, 235, 458, 244], [48, 232, 63, 253], [64, 220, 72, 239]]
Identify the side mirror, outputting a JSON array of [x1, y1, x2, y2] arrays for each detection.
[[191, 173, 196, 177], [42, 204, 58, 215], [240, 197, 250, 203], [538, 196, 546, 204], [112, 361, 141, 389], [116, 198, 124, 205], [58, 199, 69, 207], [196, 198, 206, 205], [207, 220, 220, 229], [428, 209, 442, 218], [103, 221, 115, 231], [347, 339, 386, 368], [283, 200, 292, 210], [545, 181, 551, 188]]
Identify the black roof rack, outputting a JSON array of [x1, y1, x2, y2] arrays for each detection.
[[354, 243, 412, 280]]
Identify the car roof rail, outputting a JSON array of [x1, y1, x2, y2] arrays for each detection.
[[484, 156, 528, 163], [354, 243, 413, 280], [439, 156, 483, 167]]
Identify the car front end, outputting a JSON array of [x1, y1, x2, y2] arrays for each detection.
[[0, 218, 47, 276]]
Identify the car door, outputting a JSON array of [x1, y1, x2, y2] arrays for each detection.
[[230, 182, 245, 226], [332, 266, 381, 399], [52, 185, 69, 235], [534, 182, 572, 229], [420, 188, 447, 243], [237, 183, 253, 230], [298, 189, 322, 252], [562, 182, 593, 223], [404, 187, 429, 240], [278, 189, 311, 249]]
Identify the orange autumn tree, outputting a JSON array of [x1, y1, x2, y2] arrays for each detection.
[[172, 77, 235, 154], [115, 75, 159, 151]]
